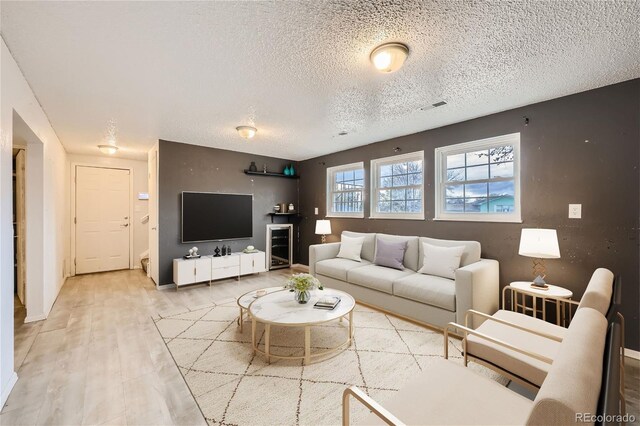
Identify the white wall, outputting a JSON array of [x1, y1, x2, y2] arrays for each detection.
[[1, 38, 69, 405], [68, 154, 149, 269]]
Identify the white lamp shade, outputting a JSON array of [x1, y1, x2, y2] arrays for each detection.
[[315, 220, 332, 235], [518, 229, 560, 259]]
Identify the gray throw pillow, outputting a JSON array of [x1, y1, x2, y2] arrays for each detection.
[[374, 238, 408, 270]]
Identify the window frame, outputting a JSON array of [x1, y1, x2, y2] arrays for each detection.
[[434, 133, 522, 223], [326, 162, 365, 218], [370, 151, 425, 220]]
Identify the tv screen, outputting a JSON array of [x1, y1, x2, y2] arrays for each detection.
[[182, 192, 253, 243]]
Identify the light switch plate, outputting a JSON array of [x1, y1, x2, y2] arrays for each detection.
[[569, 204, 582, 219], [314, 207, 319, 215]]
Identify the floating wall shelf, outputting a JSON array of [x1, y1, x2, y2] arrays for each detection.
[[244, 170, 300, 179]]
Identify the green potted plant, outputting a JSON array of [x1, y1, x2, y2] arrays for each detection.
[[284, 273, 323, 304]]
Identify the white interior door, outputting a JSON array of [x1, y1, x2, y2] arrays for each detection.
[[15, 149, 26, 304], [76, 166, 130, 274], [148, 148, 159, 285]]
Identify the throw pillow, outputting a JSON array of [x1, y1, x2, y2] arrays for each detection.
[[418, 242, 465, 279], [374, 238, 408, 270], [337, 235, 365, 262]]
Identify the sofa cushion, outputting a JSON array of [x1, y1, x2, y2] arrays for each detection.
[[374, 238, 407, 270], [337, 235, 365, 262], [375, 234, 419, 271], [393, 273, 456, 311], [342, 231, 376, 262], [315, 258, 371, 282], [418, 242, 465, 279], [347, 264, 414, 294], [418, 237, 481, 269]]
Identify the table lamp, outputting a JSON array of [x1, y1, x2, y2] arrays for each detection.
[[518, 228, 560, 289], [315, 220, 332, 244]]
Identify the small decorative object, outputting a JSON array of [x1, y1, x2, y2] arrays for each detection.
[[263, 163, 267, 173], [214, 246, 221, 257], [192, 247, 198, 256], [188, 248, 194, 256], [274, 205, 281, 213], [289, 164, 295, 176], [249, 161, 258, 172], [256, 289, 267, 297], [288, 203, 295, 212], [243, 245, 258, 253], [221, 245, 227, 256], [227, 245, 232, 255], [532, 275, 549, 290], [284, 273, 323, 304], [279, 202, 287, 213], [283, 165, 291, 176]]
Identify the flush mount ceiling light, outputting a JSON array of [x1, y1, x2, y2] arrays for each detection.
[[97, 143, 118, 155], [236, 126, 257, 139], [370, 42, 409, 73]]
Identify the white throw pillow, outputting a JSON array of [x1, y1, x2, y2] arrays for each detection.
[[418, 242, 465, 279], [337, 235, 365, 262]]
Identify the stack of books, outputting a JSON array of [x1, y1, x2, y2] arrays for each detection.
[[314, 295, 341, 310]]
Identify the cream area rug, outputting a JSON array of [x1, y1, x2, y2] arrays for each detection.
[[153, 299, 508, 426]]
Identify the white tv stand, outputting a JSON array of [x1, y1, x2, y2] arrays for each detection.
[[172, 251, 266, 289]]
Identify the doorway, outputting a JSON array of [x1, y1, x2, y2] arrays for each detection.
[[74, 166, 131, 274], [12, 149, 26, 308]]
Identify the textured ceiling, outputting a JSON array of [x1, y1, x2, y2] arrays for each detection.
[[1, 1, 638, 161]]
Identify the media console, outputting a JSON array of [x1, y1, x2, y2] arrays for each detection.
[[172, 251, 266, 289]]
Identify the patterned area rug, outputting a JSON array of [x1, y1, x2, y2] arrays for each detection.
[[153, 298, 507, 425]]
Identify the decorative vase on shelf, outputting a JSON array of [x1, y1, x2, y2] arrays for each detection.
[[294, 289, 310, 304], [289, 164, 295, 176], [283, 165, 290, 176], [249, 161, 257, 172]]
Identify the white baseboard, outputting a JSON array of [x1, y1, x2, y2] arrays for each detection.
[[24, 313, 47, 323], [625, 347, 640, 360], [1, 372, 18, 406], [291, 263, 309, 272]]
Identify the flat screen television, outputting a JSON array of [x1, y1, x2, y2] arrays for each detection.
[[181, 192, 253, 243]]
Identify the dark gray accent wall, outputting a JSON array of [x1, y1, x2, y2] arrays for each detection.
[[297, 79, 640, 350], [158, 140, 299, 285]]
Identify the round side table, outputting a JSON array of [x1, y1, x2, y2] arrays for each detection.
[[504, 281, 573, 326]]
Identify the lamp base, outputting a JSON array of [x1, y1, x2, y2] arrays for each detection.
[[321, 234, 326, 244]]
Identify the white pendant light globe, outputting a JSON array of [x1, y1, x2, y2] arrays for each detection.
[[98, 144, 119, 155], [370, 42, 409, 73], [236, 126, 257, 139]]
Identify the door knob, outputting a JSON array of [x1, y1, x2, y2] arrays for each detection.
[[121, 223, 129, 227]]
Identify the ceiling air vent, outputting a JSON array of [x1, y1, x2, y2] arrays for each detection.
[[420, 101, 447, 111]]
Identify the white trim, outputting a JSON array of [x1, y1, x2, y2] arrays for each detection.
[[370, 150, 425, 220], [625, 347, 640, 360], [1, 372, 18, 407], [24, 313, 47, 323], [291, 263, 309, 272], [434, 133, 521, 223], [71, 163, 134, 276], [326, 162, 365, 218]]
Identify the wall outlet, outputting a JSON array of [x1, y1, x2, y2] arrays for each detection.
[[314, 207, 318, 215], [569, 204, 582, 219]]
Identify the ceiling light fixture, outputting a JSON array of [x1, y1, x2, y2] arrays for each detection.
[[97, 119, 119, 154], [370, 42, 409, 73], [236, 126, 257, 139], [97, 143, 118, 155]]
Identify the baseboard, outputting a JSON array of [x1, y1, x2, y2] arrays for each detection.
[[24, 313, 47, 323], [1, 372, 18, 406], [625, 347, 640, 360], [291, 263, 309, 272]]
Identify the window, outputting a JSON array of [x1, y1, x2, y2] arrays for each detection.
[[435, 133, 521, 222], [326, 162, 365, 218], [370, 151, 424, 219]]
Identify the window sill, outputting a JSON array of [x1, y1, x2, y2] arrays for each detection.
[[326, 214, 364, 219], [368, 215, 425, 221], [433, 216, 522, 224]]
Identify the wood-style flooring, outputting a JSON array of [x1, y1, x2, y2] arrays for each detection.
[[2, 268, 639, 425]]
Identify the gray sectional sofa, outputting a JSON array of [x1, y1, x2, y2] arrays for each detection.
[[309, 231, 499, 328]]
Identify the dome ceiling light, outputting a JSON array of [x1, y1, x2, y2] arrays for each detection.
[[236, 126, 257, 139], [370, 42, 409, 73], [97, 119, 119, 154], [97, 142, 118, 155]]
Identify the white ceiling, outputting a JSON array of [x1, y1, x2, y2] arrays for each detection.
[[1, 1, 638, 161]]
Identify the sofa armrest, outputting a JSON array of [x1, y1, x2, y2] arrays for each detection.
[[455, 259, 499, 327], [309, 243, 341, 276]]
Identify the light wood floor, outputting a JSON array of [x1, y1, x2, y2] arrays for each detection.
[[2, 268, 639, 425], [1, 268, 294, 425]]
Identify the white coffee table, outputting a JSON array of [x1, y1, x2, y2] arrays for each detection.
[[248, 288, 355, 365], [236, 286, 284, 332]]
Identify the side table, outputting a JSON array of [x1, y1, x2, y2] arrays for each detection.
[[503, 281, 573, 326]]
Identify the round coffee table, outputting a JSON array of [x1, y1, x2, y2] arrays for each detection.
[[236, 287, 284, 332], [248, 288, 355, 365]]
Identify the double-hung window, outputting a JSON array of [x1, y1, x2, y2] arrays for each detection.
[[435, 133, 521, 222], [326, 162, 365, 218], [370, 151, 424, 219]]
